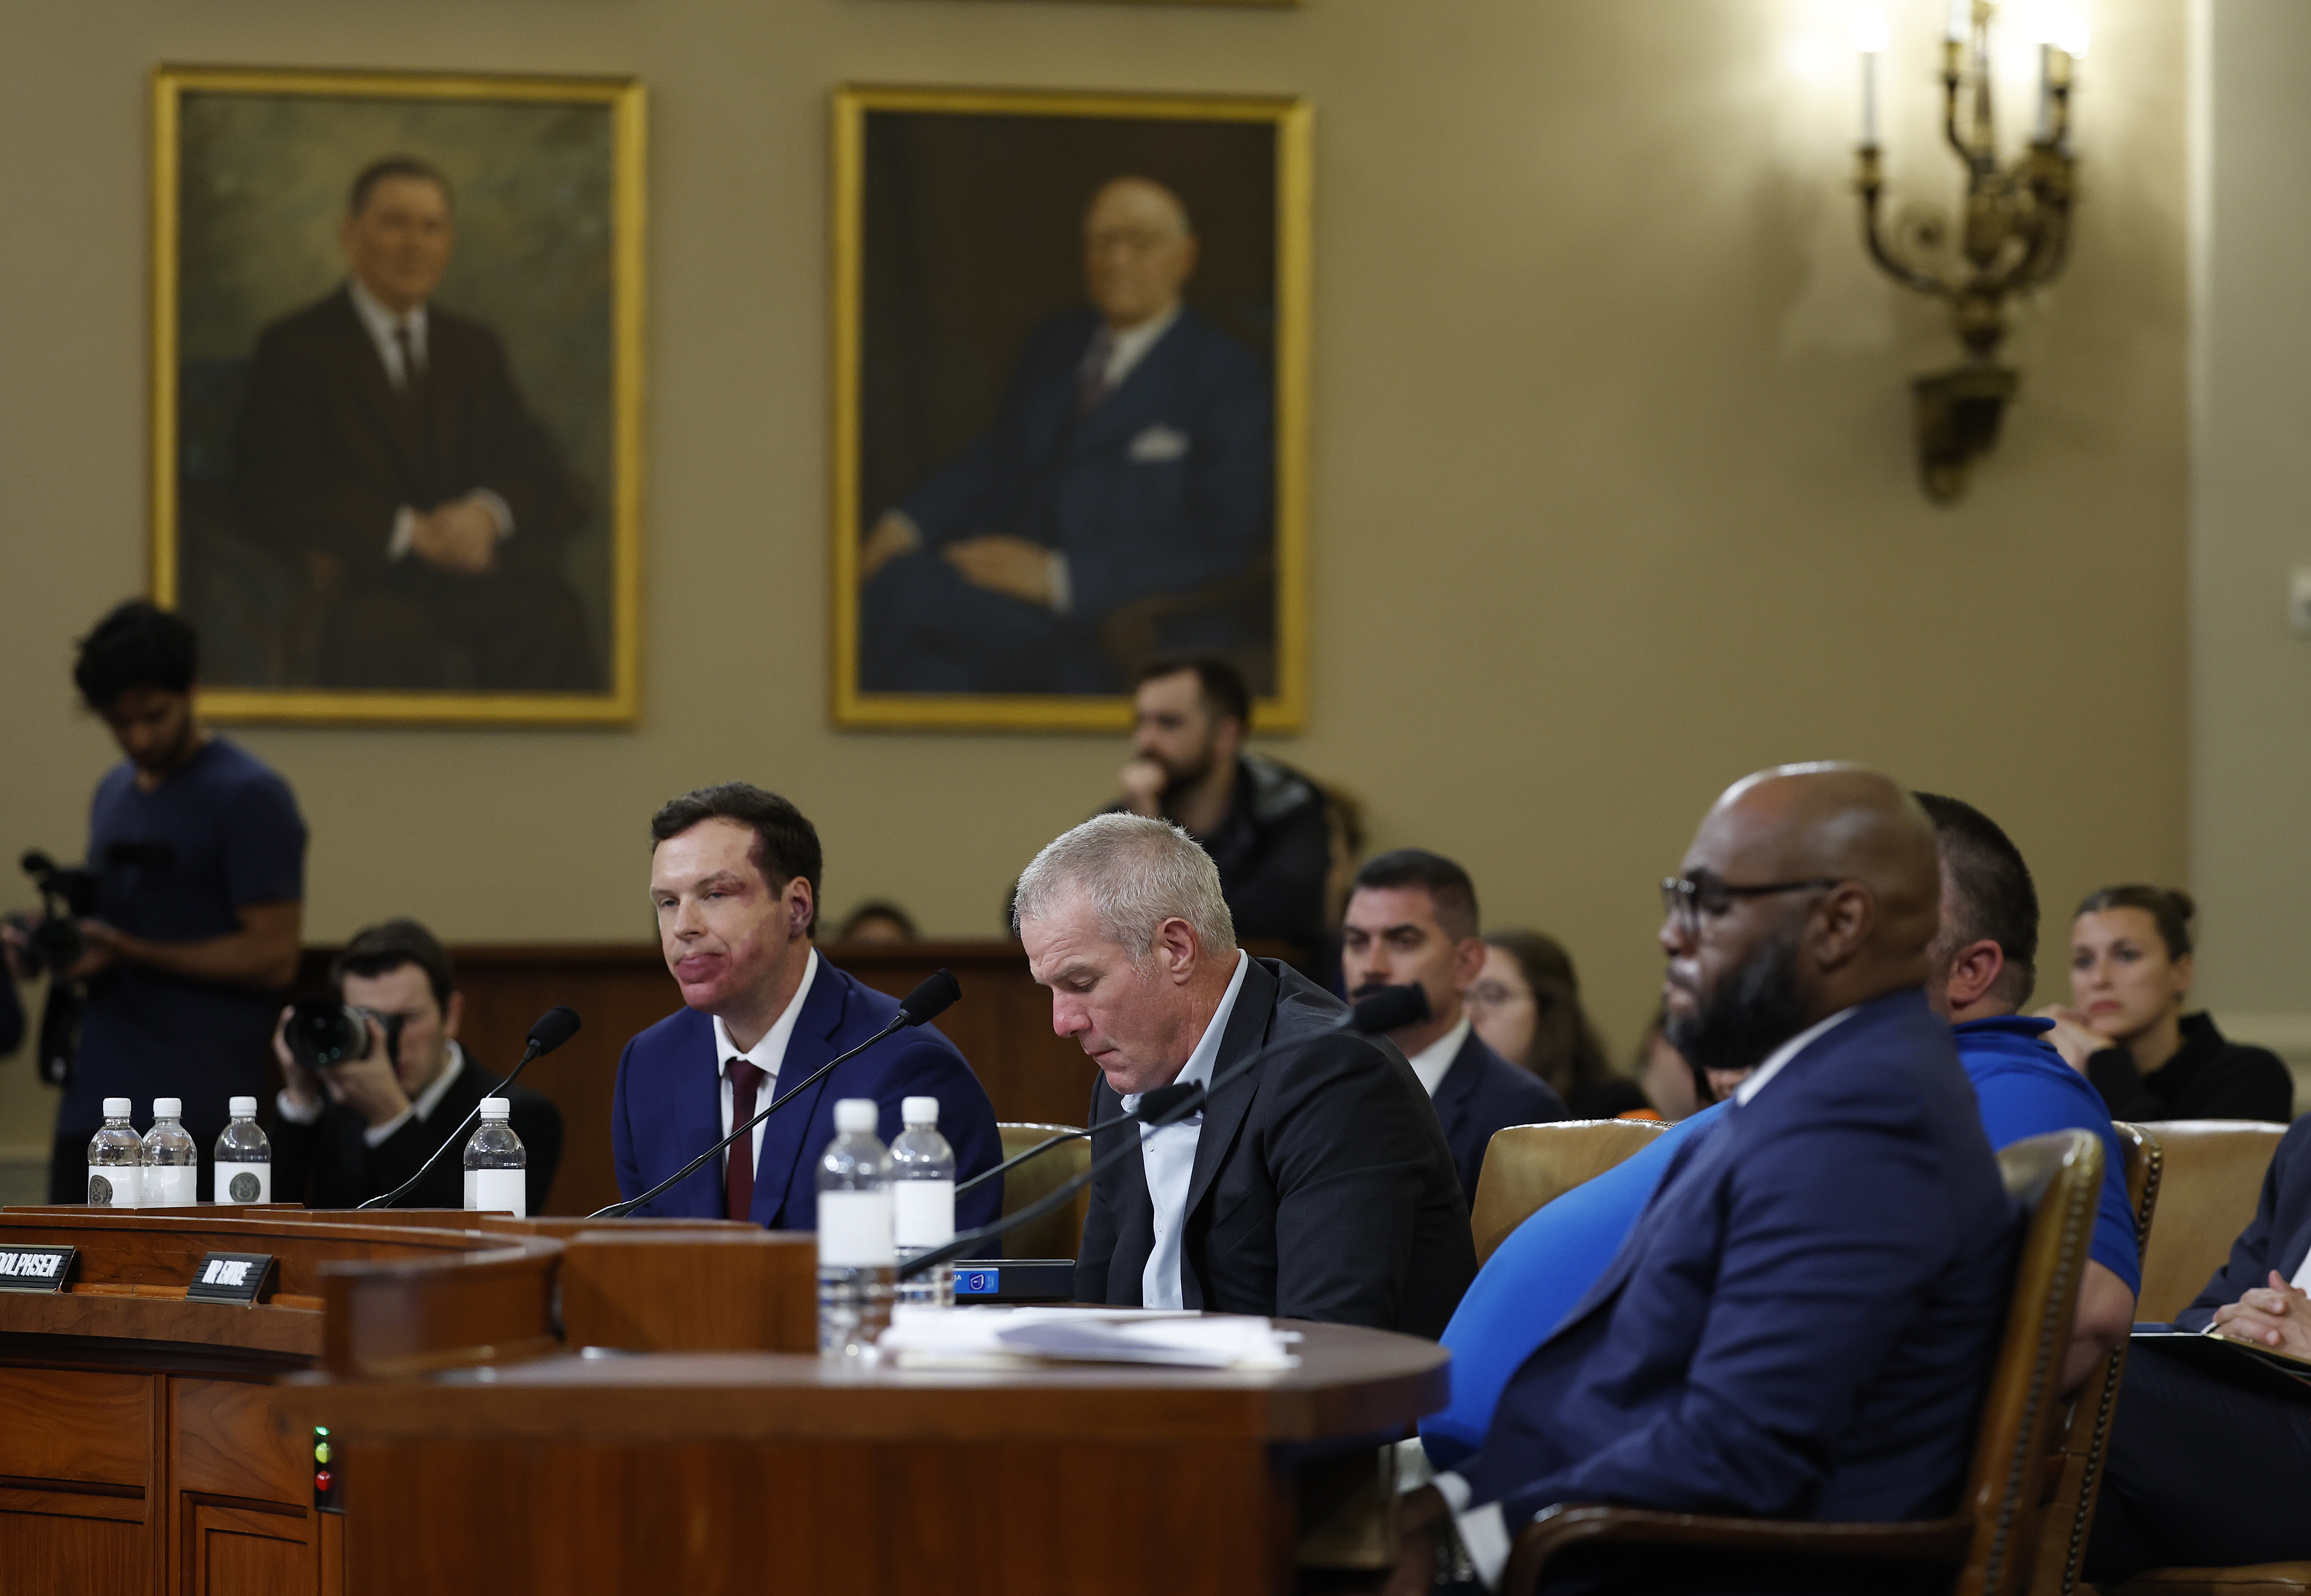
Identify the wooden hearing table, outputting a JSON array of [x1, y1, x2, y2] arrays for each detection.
[[0, 1206, 1447, 1595]]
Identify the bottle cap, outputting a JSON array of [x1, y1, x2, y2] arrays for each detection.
[[229, 1096, 257, 1116], [103, 1097, 132, 1119], [479, 1097, 511, 1120], [833, 1098, 879, 1134], [901, 1096, 939, 1126], [153, 1098, 182, 1118]]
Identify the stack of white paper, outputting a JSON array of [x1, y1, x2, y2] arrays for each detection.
[[879, 1306, 1302, 1370]]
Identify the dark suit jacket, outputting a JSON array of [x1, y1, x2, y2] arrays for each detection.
[[1074, 957, 1477, 1338], [610, 959, 1003, 1232], [900, 306, 1272, 628], [271, 1046, 563, 1214], [1432, 1025, 1568, 1204], [234, 286, 581, 585], [2175, 1114, 2311, 1331], [1460, 989, 2017, 1529]]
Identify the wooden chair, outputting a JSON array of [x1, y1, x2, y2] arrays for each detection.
[[2101, 1121, 2305, 1596], [1499, 1129, 2104, 1596], [2028, 1122, 2162, 1596], [1466, 1119, 1672, 1265], [994, 1123, 1091, 1260], [2130, 1120, 2286, 1322]]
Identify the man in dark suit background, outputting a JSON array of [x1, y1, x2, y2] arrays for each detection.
[[1015, 812, 1475, 1338], [271, 918, 562, 1213], [233, 155, 598, 692], [1341, 849, 1566, 1205], [612, 784, 1002, 1229], [859, 175, 1273, 694], [1388, 767, 2018, 1592]]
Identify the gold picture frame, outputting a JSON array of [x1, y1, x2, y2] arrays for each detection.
[[151, 65, 646, 725], [831, 84, 1311, 732]]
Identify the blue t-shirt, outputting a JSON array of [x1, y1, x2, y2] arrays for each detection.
[[67, 737, 306, 1139], [1421, 1014, 2142, 1468]]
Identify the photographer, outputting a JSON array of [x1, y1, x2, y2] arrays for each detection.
[[3, 601, 305, 1203], [273, 919, 561, 1212]]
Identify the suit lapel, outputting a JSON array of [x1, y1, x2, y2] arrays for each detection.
[[751, 962, 848, 1226], [326, 288, 431, 489], [1555, 1105, 1740, 1332], [1429, 1030, 1484, 1142], [1182, 958, 1279, 1224], [1070, 312, 1194, 458], [672, 1010, 727, 1219]]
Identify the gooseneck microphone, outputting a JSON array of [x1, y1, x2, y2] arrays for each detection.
[[357, 1005, 582, 1211], [900, 982, 1429, 1280], [590, 968, 962, 1221]]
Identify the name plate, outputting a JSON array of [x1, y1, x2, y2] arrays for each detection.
[[186, 1252, 277, 1306], [952, 1259, 1074, 1303], [0, 1246, 75, 1293]]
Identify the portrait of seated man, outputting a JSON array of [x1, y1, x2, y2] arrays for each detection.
[[231, 155, 600, 693], [858, 174, 1275, 696]]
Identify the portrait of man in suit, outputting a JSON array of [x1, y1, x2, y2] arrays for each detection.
[[836, 92, 1308, 727], [233, 157, 598, 693], [156, 70, 641, 720]]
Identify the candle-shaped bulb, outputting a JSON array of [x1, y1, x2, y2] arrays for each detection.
[[2060, 13, 2091, 58], [1947, 0, 1970, 42], [1852, 6, 1890, 53]]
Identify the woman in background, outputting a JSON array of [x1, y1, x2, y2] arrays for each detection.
[[1467, 929, 1650, 1118], [2037, 885, 2293, 1123]]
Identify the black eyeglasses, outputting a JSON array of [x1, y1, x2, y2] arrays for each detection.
[[1660, 874, 1845, 936]]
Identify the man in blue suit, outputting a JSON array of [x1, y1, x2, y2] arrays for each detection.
[[858, 176, 1273, 695], [611, 783, 1001, 1229], [1391, 766, 2017, 1593], [1340, 849, 1565, 1204]]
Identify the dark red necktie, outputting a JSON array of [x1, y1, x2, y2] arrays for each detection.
[[725, 1059, 765, 1222]]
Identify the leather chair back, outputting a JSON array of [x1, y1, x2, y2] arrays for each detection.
[[2028, 1123, 2161, 1596], [1468, 1119, 1672, 1265], [995, 1123, 1091, 1260], [2132, 1121, 2285, 1323]]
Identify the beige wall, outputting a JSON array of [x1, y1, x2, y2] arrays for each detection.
[[0, 0, 2190, 1153], [2191, 0, 2311, 1076]]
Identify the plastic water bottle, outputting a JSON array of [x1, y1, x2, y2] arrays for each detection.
[[142, 1098, 198, 1207], [86, 1098, 145, 1208], [214, 1097, 272, 1205], [816, 1098, 894, 1359], [891, 1095, 957, 1310], [461, 1098, 527, 1217]]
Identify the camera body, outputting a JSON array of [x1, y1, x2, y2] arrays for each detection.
[[9, 852, 102, 976], [283, 999, 407, 1073]]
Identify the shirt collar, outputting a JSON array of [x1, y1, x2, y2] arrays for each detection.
[[1732, 1005, 1857, 1107], [1102, 303, 1182, 386], [410, 1040, 466, 1123], [711, 947, 821, 1079], [347, 275, 426, 342], [1121, 948, 1250, 1114], [1407, 1015, 1472, 1098]]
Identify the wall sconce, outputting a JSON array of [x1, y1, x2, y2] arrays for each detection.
[[1854, 0, 2082, 502]]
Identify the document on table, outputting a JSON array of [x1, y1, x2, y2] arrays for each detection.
[[879, 1306, 1303, 1370]]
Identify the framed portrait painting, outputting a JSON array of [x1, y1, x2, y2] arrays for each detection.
[[832, 85, 1311, 731], [151, 67, 645, 725]]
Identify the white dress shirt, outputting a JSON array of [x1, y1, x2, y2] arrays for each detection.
[[1120, 949, 1250, 1311], [273, 1038, 470, 1150], [1093, 303, 1180, 391], [1427, 1004, 1860, 1589], [1407, 1015, 1472, 1099], [710, 949, 821, 1187], [349, 276, 515, 562]]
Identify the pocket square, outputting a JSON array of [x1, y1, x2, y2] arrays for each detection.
[[1127, 424, 1191, 463]]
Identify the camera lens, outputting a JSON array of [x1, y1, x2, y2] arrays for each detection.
[[285, 1000, 370, 1069]]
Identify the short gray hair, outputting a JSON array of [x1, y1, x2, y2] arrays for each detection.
[[1012, 813, 1237, 961]]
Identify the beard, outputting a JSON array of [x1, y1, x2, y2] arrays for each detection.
[[1664, 923, 1809, 1079], [1156, 746, 1216, 804]]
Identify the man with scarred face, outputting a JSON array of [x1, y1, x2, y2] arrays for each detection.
[[1387, 765, 2019, 1593]]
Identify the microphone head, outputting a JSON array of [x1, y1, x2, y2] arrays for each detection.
[[898, 968, 962, 1027], [526, 1005, 582, 1056], [1135, 1082, 1203, 1123], [1350, 983, 1429, 1035]]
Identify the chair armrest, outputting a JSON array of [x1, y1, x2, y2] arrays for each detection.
[[1502, 1505, 1973, 1594]]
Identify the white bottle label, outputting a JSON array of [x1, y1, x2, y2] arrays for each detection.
[[818, 1189, 896, 1266], [146, 1165, 196, 1207], [464, 1168, 526, 1217], [216, 1163, 270, 1205], [893, 1180, 956, 1249], [88, 1164, 142, 1208]]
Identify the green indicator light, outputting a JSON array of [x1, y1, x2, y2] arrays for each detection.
[[314, 1426, 328, 1437]]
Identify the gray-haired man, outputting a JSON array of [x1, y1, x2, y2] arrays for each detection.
[[1015, 813, 1475, 1337]]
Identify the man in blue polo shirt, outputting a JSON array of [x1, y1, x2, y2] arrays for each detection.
[[3, 603, 307, 1202], [1418, 789, 2137, 1475]]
